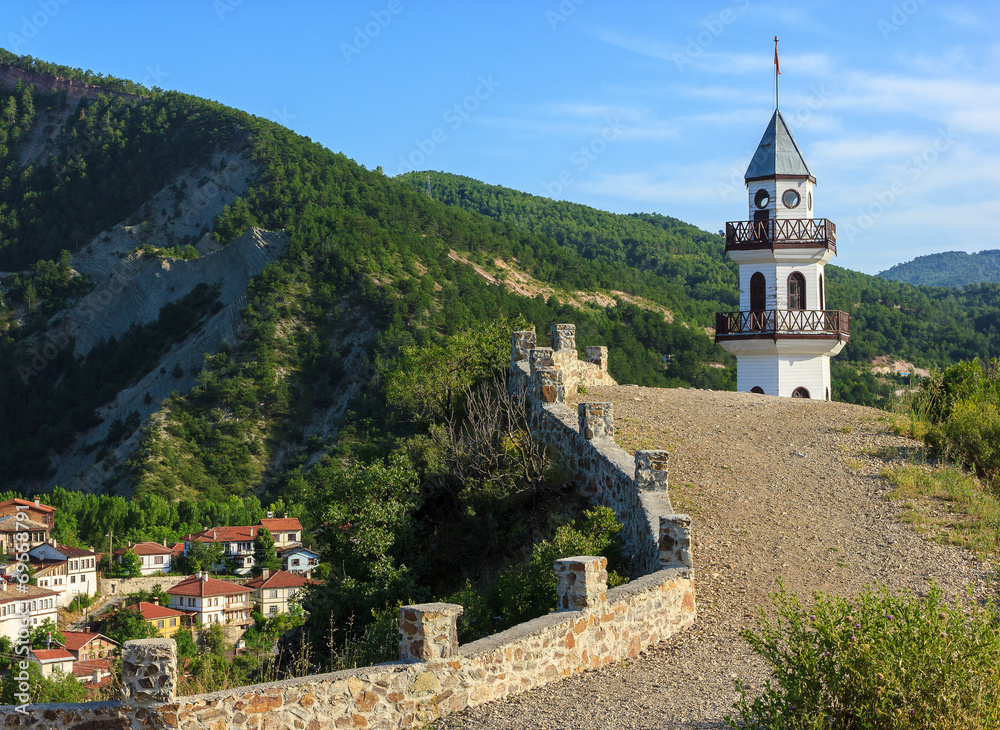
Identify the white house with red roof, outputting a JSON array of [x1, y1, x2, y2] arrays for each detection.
[[0, 581, 59, 642], [28, 541, 99, 607], [260, 514, 303, 548], [166, 572, 253, 627], [114, 541, 173, 575], [243, 568, 311, 616], [183, 514, 304, 575], [29, 647, 75, 677], [0, 514, 51, 555]]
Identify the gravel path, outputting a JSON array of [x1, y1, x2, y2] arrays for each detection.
[[434, 386, 995, 729]]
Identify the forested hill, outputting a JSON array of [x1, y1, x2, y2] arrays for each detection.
[[399, 171, 1000, 370], [879, 250, 1000, 288]]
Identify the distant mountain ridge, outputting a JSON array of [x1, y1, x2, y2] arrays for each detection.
[[878, 250, 1000, 288]]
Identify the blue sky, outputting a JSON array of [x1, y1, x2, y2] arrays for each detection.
[[2, 0, 998, 275]]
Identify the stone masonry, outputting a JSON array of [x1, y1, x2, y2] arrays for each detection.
[[1, 562, 693, 729]]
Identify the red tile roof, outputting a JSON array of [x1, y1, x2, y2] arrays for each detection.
[[167, 575, 252, 598], [260, 517, 303, 532], [114, 541, 173, 556], [61, 631, 119, 652], [0, 583, 59, 603], [0, 514, 50, 532], [31, 648, 74, 662], [55, 544, 97, 558], [184, 525, 260, 543], [243, 570, 310, 590], [0, 498, 56, 513], [135, 601, 187, 620], [73, 659, 112, 680]]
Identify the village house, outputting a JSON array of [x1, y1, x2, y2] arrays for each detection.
[[60, 630, 119, 662], [183, 514, 304, 575], [28, 542, 99, 607], [114, 541, 173, 575], [29, 648, 75, 678], [166, 572, 253, 627], [281, 545, 320, 577], [0, 497, 56, 528], [0, 581, 59, 642], [243, 569, 310, 616], [135, 601, 189, 638], [0, 514, 51, 555]]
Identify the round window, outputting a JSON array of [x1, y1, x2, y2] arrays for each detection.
[[782, 189, 801, 208], [754, 189, 770, 209]]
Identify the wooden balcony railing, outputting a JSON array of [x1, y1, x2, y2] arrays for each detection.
[[715, 309, 849, 340], [725, 218, 836, 253]]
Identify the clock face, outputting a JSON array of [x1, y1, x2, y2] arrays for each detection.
[[754, 189, 770, 208], [782, 189, 801, 209]]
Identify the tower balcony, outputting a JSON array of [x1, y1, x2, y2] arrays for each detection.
[[725, 219, 836, 254], [715, 309, 849, 342]]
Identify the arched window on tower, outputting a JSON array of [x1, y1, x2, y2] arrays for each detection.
[[787, 272, 806, 310], [750, 272, 766, 311], [819, 274, 825, 310]]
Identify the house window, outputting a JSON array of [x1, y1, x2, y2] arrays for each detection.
[[269, 590, 278, 599], [269, 606, 278, 614], [292, 559, 300, 566], [170, 618, 176, 627], [288, 534, 296, 542], [71, 575, 76, 584], [158, 620, 164, 628], [154, 556, 164, 564]]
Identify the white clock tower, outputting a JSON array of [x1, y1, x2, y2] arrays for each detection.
[[715, 109, 849, 399]]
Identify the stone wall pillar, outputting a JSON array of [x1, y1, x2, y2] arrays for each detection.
[[534, 366, 565, 404], [528, 347, 554, 374], [554, 556, 608, 611], [635, 450, 669, 492], [578, 402, 614, 441], [510, 329, 537, 369], [585, 346, 609, 372], [121, 639, 177, 708], [659, 514, 693, 569], [399, 603, 464, 662], [550, 324, 576, 353]]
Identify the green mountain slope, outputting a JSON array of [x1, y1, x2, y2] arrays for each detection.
[[879, 250, 1000, 288], [1, 51, 1000, 503]]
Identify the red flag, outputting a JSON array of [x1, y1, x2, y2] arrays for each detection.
[[774, 36, 780, 75]]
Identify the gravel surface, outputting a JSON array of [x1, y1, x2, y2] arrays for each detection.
[[434, 386, 996, 729]]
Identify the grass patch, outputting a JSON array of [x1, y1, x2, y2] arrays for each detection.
[[844, 458, 864, 470], [883, 463, 1000, 560]]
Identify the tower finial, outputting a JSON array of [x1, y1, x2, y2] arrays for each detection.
[[774, 36, 781, 110]]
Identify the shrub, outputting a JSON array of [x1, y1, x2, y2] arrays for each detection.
[[729, 581, 1000, 729]]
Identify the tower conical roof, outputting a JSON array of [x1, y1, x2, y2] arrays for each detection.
[[744, 110, 814, 182]]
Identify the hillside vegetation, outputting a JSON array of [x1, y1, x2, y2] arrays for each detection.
[[880, 249, 1000, 288]]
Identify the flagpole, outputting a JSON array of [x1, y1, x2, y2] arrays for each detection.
[[774, 36, 779, 110]]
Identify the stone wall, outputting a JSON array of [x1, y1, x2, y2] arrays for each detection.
[[2, 563, 694, 729], [514, 324, 689, 576], [99, 573, 247, 596]]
